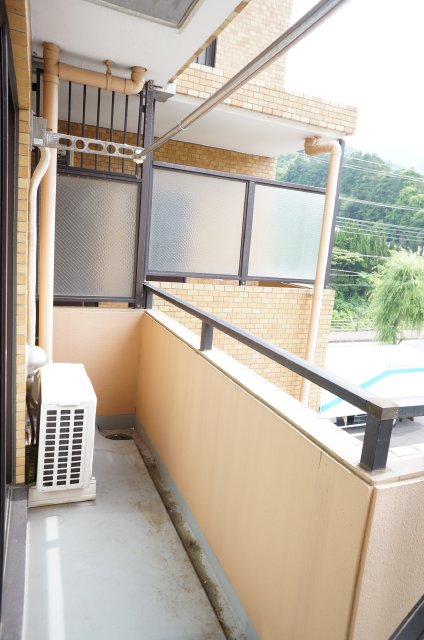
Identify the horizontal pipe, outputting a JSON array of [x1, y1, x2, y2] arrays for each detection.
[[43, 42, 145, 95], [59, 62, 145, 95], [136, 0, 350, 160]]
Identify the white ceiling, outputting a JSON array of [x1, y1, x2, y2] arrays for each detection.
[[30, 0, 241, 86], [155, 94, 342, 156]]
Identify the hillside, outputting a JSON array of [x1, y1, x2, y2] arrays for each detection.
[[276, 150, 424, 327]]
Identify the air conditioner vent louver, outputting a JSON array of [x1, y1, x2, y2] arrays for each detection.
[[41, 407, 87, 489], [36, 364, 96, 495]]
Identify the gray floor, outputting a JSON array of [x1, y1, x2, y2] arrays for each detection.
[[23, 429, 226, 640], [346, 416, 424, 456]]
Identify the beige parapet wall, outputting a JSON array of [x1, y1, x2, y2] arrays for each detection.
[[351, 479, 424, 639], [53, 307, 144, 416], [51, 307, 424, 638], [136, 312, 371, 639], [136, 311, 424, 640]]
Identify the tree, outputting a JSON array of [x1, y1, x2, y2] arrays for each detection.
[[369, 252, 424, 344]]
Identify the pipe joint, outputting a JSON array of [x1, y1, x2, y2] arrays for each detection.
[[43, 42, 60, 85], [304, 136, 341, 157]]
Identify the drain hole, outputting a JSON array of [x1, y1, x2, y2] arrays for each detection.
[[105, 433, 133, 440]]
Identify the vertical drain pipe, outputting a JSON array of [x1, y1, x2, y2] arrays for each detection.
[[39, 42, 59, 363], [299, 137, 342, 405], [28, 148, 51, 347], [38, 43, 145, 363]]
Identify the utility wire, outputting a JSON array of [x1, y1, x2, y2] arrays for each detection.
[[292, 153, 424, 185], [339, 196, 424, 214], [332, 248, 389, 259], [337, 216, 424, 232]]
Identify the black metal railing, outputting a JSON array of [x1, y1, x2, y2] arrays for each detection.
[[144, 283, 424, 472], [32, 66, 147, 178], [389, 594, 424, 640]]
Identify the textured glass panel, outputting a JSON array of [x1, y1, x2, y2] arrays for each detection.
[[149, 169, 246, 275], [248, 185, 325, 280], [55, 175, 138, 297]]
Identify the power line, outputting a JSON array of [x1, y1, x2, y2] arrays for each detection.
[[332, 248, 389, 259], [335, 229, 418, 242], [330, 273, 370, 278], [339, 196, 424, 214], [338, 216, 424, 233], [329, 283, 374, 288], [331, 268, 362, 274], [295, 153, 424, 185], [335, 221, 423, 241]]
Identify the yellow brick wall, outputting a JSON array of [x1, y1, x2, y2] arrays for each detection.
[[170, 0, 251, 82], [174, 0, 357, 138], [155, 139, 276, 178], [58, 121, 277, 179], [150, 282, 335, 409], [6, 0, 32, 484], [215, 0, 293, 87], [177, 64, 357, 136]]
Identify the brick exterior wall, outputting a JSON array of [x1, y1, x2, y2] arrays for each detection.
[[58, 121, 277, 179], [169, 0, 251, 82], [176, 64, 357, 135], [6, 0, 32, 484], [173, 0, 357, 138], [154, 139, 276, 178], [215, 0, 293, 87], [151, 282, 335, 409]]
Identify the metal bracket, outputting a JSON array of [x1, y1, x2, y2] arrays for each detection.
[[31, 114, 146, 163]]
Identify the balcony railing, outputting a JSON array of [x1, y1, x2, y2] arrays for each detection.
[[144, 282, 424, 472]]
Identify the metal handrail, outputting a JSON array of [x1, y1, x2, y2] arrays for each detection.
[[137, 0, 350, 159], [144, 283, 424, 472]]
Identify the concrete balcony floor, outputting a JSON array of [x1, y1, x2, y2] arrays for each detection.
[[23, 429, 226, 640]]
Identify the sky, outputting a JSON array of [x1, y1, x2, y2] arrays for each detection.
[[285, 0, 424, 171]]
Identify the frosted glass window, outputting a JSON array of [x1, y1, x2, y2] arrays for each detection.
[[248, 186, 324, 280], [55, 175, 138, 297], [149, 169, 246, 275]]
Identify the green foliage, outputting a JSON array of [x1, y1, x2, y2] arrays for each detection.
[[276, 149, 424, 250], [369, 252, 424, 344], [276, 149, 424, 330]]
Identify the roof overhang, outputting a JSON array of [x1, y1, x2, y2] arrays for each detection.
[[155, 93, 346, 157], [30, 0, 243, 87]]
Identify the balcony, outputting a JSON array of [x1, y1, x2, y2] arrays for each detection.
[[12, 286, 424, 640]]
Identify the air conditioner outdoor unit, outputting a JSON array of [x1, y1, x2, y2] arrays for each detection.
[[28, 363, 97, 508]]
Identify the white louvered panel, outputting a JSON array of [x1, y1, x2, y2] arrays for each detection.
[[36, 364, 96, 493]]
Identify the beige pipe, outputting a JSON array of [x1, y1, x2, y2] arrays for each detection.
[[42, 42, 145, 95], [39, 42, 60, 362], [59, 62, 145, 95], [38, 43, 145, 362], [299, 137, 341, 406], [28, 146, 51, 347]]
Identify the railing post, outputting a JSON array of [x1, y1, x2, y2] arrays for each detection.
[[239, 180, 255, 285], [144, 290, 153, 310], [200, 322, 213, 351], [135, 81, 155, 308], [360, 403, 399, 471]]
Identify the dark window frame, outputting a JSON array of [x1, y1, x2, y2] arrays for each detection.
[[0, 0, 18, 614], [195, 39, 217, 67]]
